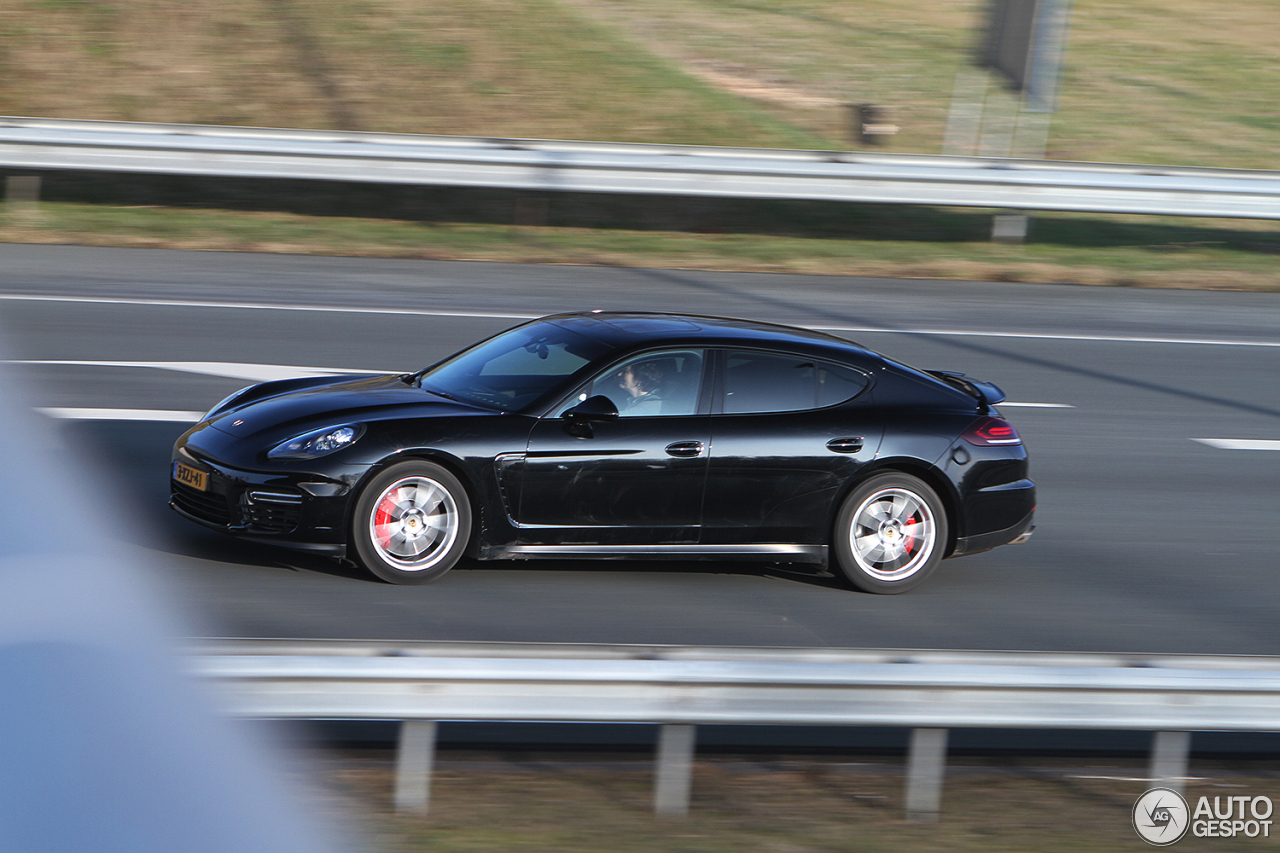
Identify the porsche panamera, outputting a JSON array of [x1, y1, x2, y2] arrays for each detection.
[[171, 311, 1034, 593]]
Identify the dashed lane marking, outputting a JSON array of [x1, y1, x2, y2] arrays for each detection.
[[7, 360, 395, 382], [1192, 438, 1280, 451], [999, 402, 1074, 408], [39, 408, 203, 422]]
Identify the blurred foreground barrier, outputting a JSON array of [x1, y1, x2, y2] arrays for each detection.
[[3, 116, 1280, 221], [0, 356, 346, 852], [192, 640, 1280, 821]]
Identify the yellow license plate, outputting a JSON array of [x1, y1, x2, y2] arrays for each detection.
[[173, 461, 208, 491]]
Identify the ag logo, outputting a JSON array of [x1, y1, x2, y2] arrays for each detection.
[[1134, 788, 1190, 846]]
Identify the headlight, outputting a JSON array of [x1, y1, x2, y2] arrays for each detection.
[[202, 385, 255, 422], [267, 424, 365, 460]]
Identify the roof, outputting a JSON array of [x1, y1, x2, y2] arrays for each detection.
[[541, 311, 876, 360]]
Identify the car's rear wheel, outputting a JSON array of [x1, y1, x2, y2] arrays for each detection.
[[351, 460, 471, 584], [832, 472, 947, 594]]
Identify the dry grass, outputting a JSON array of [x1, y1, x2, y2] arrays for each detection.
[[2, 0, 1276, 165], [558, 0, 1280, 168], [0, 0, 825, 147], [558, 0, 984, 154], [302, 748, 1280, 853]]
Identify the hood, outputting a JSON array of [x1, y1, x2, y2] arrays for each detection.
[[206, 374, 493, 440]]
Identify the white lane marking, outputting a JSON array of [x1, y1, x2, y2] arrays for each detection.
[[40, 402, 1082, 423], [1000, 402, 1074, 408], [0, 293, 539, 321], [39, 407, 202, 422], [2, 293, 1279, 348], [1068, 775, 1208, 783], [812, 324, 1280, 348], [1193, 438, 1280, 451], [8, 360, 395, 382], [14, 360, 1077, 410]]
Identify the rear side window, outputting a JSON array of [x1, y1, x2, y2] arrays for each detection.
[[721, 350, 869, 414]]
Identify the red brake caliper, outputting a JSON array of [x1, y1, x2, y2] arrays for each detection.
[[902, 510, 920, 555], [374, 491, 396, 548]]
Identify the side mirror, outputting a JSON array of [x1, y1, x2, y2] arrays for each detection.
[[563, 394, 619, 423]]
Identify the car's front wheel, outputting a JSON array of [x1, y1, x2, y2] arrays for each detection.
[[832, 472, 947, 594], [351, 460, 471, 584]]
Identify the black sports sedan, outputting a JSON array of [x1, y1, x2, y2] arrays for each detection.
[[170, 311, 1034, 593]]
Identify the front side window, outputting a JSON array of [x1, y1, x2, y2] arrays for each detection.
[[566, 350, 706, 417], [417, 321, 610, 411], [721, 350, 869, 414]]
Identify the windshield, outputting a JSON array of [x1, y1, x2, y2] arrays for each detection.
[[417, 321, 610, 411]]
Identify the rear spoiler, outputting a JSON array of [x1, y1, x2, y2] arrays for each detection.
[[926, 370, 1007, 407]]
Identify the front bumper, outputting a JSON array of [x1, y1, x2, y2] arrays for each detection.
[[169, 445, 351, 554]]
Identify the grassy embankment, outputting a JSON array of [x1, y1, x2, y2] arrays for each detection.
[[310, 749, 1280, 853], [1, 0, 1277, 288]]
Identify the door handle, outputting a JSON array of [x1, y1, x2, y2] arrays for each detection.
[[826, 437, 864, 453], [665, 441, 705, 458]]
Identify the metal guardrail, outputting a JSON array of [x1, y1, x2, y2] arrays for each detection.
[[192, 640, 1280, 820], [3, 116, 1280, 219]]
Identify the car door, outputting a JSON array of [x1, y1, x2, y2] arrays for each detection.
[[512, 349, 711, 547], [700, 348, 884, 547]]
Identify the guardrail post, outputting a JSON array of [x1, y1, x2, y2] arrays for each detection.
[[394, 720, 438, 815], [905, 727, 948, 822], [992, 213, 1030, 243], [1150, 731, 1191, 794], [5, 175, 40, 213], [654, 723, 696, 818]]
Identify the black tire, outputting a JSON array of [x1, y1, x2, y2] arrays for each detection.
[[832, 472, 948, 594], [350, 460, 471, 584]]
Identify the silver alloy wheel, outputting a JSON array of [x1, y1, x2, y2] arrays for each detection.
[[367, 475, 460, 571], [848, 487, 937, 581]]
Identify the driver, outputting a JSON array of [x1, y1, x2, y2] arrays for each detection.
[[618, 361, 665, 415]]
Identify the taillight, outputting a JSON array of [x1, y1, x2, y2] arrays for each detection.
[[962, 417, 1022, 446]]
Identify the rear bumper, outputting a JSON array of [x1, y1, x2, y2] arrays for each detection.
[[950, 508, 1035, 558]]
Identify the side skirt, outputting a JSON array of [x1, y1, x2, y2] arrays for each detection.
[[479, 543, 828, 564]]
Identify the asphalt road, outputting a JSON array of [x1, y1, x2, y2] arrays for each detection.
[[2, 243, 1279, 654]]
